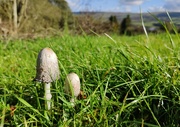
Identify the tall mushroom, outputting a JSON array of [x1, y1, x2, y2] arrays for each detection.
[[64, 73, 81, 106], [34, 47, 60, 110]]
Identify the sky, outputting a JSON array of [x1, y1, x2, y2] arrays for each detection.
[[65, 0, 180, 13]]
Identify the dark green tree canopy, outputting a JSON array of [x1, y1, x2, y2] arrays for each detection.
[[120, 14, 131, 35]]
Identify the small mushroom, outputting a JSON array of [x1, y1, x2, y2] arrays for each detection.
[[64, 73, 81, 106], [34, 47, 60, 110]]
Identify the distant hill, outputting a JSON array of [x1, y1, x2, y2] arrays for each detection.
[[73, 12, 180, 27]]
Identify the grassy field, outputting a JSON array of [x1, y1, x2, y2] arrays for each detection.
[[0, 33, 180, 126]]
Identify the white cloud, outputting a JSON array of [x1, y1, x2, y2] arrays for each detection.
[[120, 0, 145, 5], [65, 0, 79, 8], [148, 6, 165, 12], [66, 0, 94, 11], [107, 7, 121, 12], [119, 0, 147, 12], [163, 1, 180, 12], [124, 6, 132, 12]]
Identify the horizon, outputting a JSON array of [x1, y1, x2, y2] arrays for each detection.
[[66, 0, 180, 13], [72, 11, 180, 13]]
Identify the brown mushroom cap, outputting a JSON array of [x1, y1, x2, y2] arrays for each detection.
[[65, 73, 81, 97], [34, 47, 60, 83]]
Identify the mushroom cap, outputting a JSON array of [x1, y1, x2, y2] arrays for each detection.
[[65, 73, 80, 97], [34, 47, 60, 83]]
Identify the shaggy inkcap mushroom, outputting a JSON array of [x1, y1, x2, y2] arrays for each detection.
[[34, 47, 60, 110], [65, 73, 81, 105], [34, 47, 60, 82]]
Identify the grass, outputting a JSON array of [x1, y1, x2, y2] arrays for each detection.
[[0, 33, 180, 126]]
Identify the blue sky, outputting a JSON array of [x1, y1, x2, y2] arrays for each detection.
[[66, 0, 180, 12]]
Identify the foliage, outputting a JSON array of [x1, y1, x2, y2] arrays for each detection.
[[0, 33, 180, 126], [159, 21, 173, 33], [74, 14, 113, 35], [109, 15, 119, 33], [120, 14, 132, 35], [0, 0, 73, 37], [49, 0, 74, 29], [0, 0, 13, 20]]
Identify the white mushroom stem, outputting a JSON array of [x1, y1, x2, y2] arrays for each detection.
[[44, 83, 52, 110], [70, 98, 76, 107]]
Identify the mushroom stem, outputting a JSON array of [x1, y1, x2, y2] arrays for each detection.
[[70, 98, 77, 107], [44, 82, 52, 110]]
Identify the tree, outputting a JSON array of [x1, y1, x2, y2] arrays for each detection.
[[0, 0, 73, 38], [0, 0, 28, 36], [49, 0, 74, 30], [109, 15, 119, 33], [109, 15, 117, 24], [120, 14, 131, 35]]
